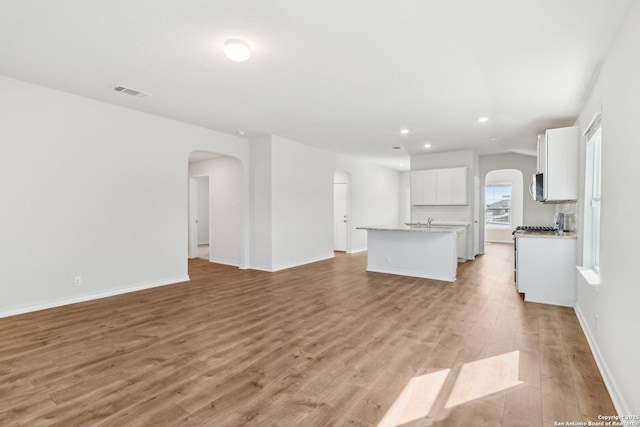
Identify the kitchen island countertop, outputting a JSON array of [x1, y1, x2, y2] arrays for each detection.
[[357, 224, 461, 233]]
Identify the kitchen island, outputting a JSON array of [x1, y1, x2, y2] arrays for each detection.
[[357, 225, 458, 282]]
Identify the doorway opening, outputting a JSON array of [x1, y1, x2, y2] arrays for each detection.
[[188, 150, 244, 266], [333, 171, 351, 253], [195, 175, 210, 259], [484, 169, 523, 243]]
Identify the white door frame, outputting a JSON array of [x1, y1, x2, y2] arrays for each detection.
[[188, 176, 199, 259]]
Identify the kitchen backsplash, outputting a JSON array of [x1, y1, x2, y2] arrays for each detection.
[[555, 201, 578, 231], [411, 205, 471, 223]]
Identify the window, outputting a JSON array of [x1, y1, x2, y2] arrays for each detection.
[[485, 184, 512, 228], [584, 114, 602, 274]]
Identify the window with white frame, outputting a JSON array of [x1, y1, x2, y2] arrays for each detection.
[[485, 184, 512, 228], [584, 114, 602, 273]]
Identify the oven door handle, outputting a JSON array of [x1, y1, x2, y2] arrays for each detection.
[[528, 179, 535, 198]]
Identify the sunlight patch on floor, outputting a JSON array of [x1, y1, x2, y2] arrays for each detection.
[[377, 369, 450, 427], [445, 350, 522, 408], [377, 350, 523, 426]]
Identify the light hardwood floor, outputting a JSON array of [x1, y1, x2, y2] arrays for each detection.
[[0, 243, 614, 426]]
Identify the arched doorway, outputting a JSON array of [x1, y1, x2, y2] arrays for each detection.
[[188, 150, 244, 266], [484, 169, 523, 243]]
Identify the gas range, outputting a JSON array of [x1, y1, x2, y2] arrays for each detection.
[[512, 225, 557, 235]]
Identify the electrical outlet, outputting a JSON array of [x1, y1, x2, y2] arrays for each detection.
[[74, 276, 82, 287]]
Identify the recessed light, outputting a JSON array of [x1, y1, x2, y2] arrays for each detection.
[[224, 39, 251, 62], [478, 116, 489, 123], [490, 137, 497, 141], [400, 128, 410, 135], [424, 143, 432, 148]]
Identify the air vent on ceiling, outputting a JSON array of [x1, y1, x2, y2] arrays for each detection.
[[392, 146, 404, 150], [112, 85, 151, 98]]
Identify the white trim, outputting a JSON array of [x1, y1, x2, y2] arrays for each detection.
[[576, 265, 601, 287], [209, 258, 240, 267], [249, 254, 336, 273], [0, 276, 190, 319], [250, 264, 274, 272], [574, 304, 630, 416], [347, 247, 367, 254], [366, 266, 455, 283], [271, 254, 335, 272]]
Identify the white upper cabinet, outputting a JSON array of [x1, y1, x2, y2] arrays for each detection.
[[538, 126, 579, 202], [410, 170, 425, 205], [411, 167, 467, 205]]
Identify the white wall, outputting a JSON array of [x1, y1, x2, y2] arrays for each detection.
[[484, 169, 523, 243], [249, 136, 273, 271], [479, 153, 556, 252], [0, 75, 249, 317], [189, 157, 244, 266], [572, 1, 640, 415], [195, 176, 210, 245], [249, 135, 399, 271]]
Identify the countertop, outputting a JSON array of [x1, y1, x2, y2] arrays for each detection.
[[514, 230, 577, 239], [356, 224, 461, 233]]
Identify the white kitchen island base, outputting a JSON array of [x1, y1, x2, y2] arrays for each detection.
[[363, 227, 457, 282]]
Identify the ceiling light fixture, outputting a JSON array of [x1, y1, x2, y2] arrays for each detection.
[[224, 39, 251, 62], [424, 143, 432, 148], [490, 137, 497, 141], [400, 128, 410, 135], [478, 116, 489, 123]]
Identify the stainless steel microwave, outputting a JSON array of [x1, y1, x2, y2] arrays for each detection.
[[529, 173, 545, 202], [535, 173, 544, 201]]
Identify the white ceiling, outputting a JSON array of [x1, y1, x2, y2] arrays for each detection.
[[0, 0, 633, 169]]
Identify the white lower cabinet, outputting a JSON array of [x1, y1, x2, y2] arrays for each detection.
[[455, 227, 467, 261], [516, 236, 576, 307]]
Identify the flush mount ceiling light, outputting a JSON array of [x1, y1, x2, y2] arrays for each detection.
[[478, 116, 489, 123], [400, 128, 410, 135], [224, 39, 251, 62], [490, 137, 497, 141]]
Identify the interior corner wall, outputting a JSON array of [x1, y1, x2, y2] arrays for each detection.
[[0, 74, 249, 317], [478, 153, 555, 253], [189, 157, 244, 266], [249, 136, 273, 271], [269, 135, 400, 270], [195, 176, 210, 245], [572, 1, 640, 415]]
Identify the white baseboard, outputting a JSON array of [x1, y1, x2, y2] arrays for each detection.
[[348, 247, 367, 254], [574, 304, 630, 415], [209, 257, 240, 267], [271, 254, 335, 272], [366, 266, 455, 282], [0, 276, 190, 319], [249, 254, 336, 273]]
